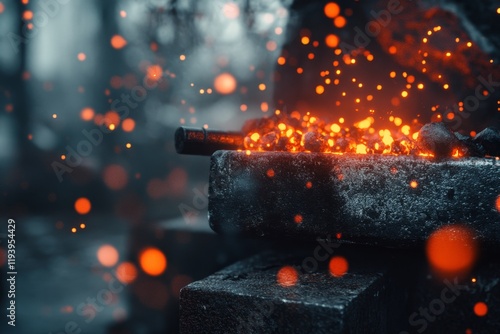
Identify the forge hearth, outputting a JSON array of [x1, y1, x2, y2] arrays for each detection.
[[208, 150, 500, 249]]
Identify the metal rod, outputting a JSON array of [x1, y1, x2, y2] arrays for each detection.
[[175, 127, 244, 155]]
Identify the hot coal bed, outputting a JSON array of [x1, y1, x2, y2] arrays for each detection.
[[175, 123, 500, 333]]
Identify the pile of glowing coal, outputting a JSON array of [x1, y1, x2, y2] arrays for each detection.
[[242, 114, 500, 158]]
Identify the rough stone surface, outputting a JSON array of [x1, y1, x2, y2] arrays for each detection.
[[417, 123, 461, 158], [209, 151, 500, 249], [180, 249, 411, 334], [473, 127, 500, 157]]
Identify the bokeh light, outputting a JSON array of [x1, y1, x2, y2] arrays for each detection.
[[74, 197, 91, 215], [111, 35, 127, 49], [329, 256, 348, 277], [103, 164, 128, 190], [97, 245, 119, 267], [139, 247, 167, 276], [213, 73, 237, 95], [277, 266, 298, 287], [474, 302, 488, 317], [116, 262, 138, 284], [426, 225, 477, 275]]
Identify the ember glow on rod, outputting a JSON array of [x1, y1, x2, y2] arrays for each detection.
[[174, 127, 244, 155]]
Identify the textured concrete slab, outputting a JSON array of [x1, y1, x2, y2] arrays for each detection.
[[209, 151, 500, 249], [180, 249, 411, 333]]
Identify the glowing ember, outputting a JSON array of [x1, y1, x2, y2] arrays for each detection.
[[110, 35, 127, 49], [139, 247, 167, 276], [276, 266, 298, 287], [97, 245, 119, 267], [80, 107, 95, 121], [74, 197, 91, 215], [103, 164, 128, 190], [329, 256, 348, 277], [473, 302, 488, 317], [426, 225, 477, 276], [213, 73, 237, 95], [116, 262, 138, 284], [242, 112, 424, 155]]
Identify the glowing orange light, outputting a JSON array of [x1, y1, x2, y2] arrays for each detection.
[[316, 85, 325, 94], [266, 40, 277, 51], [388, 46, 397, 54], [495, 195, 500, 212], [103, 164, 128, 190], [474, 302, 488, 317], [139, 247, 167, 276], [80, 223, 85, 229], [23, 10, 33, 20], [74, 197, 91, 215], [294, 214, 303, 224], [103, 111, 120, 127], [410, 180, 418, 188], [97, 245, 119, 267], [325, 34, 339, 48], [0, 2, 4, 14], [116, 262, 138, 284], [146, 65, 163, 81], [334, 16, 346, 28], [306, 181, 312, 189], [120, 10, 127, 18], [77, 53, 86, 61], [277, 56, 286, 65], [111, 35, 127, 49], [277, 266, 298, 287], [426, 225, 477, 275], [258, 83, 266, 91], [71, 228, 77, 233], [324, 2, 340, 18], [329, 256, 348, 277], [121, 118, 135, 132], [266, 169, 275, 177], [214, 73, 237, 95], [301, 36, 310, 45]]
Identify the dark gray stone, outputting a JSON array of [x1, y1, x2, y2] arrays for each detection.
[[417, 123, 461, 158], [209, 150, 500, 249], [473, 127, 500, 157], [180, 249, 411, 334]]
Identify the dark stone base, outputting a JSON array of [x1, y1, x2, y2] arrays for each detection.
[[180, 247, 415, 333]]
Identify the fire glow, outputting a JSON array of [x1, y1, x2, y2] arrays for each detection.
[[242, 113, 427, 155]]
